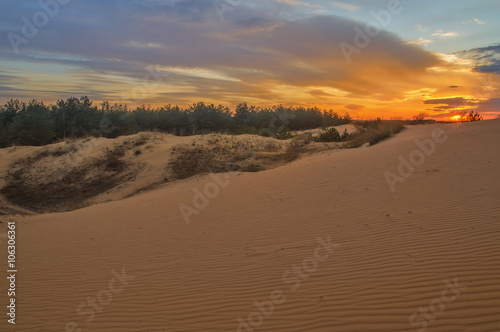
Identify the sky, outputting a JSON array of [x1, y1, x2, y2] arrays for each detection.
[[1, 0, 499, 119]]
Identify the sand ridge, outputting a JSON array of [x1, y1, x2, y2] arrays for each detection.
[[0, 125, 358, 214]]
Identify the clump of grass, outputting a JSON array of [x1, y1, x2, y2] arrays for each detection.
[[133, 134, 149, 147], [289, 135, 312, 151], [281, 145, 301, 162], [168, 136, 302, 180], [104, 147, 126, 170], [241, 164, 262, 172], [347, 120, 405, 148], [50, 143, 78, 157], [312, 127, 353, 142], [274, 128, 294, 140], [169, 147, 222, 179], [0, 145, 135, 213]]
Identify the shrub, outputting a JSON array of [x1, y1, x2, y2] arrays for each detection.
[[463, 110, 483, 122], [412, 112, 429, 123], [348, 121, 405, 148], [274, 128, 294, 140], [313, 127, 341, 142], [312, 127, 353, 142]]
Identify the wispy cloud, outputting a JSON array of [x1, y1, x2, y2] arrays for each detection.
[[462, 18, 486, 25], [331, 1, 360, 12], [273, 0, 323, 9], [408, 37, 434, 47], [432, 30, 460, 38]]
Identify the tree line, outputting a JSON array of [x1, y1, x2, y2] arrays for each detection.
[[0, 96, 351, 147]]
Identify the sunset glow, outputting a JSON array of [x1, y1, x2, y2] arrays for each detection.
[[1, 0, 499, 119]]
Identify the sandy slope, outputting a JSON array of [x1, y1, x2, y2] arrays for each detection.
[[1, 120, 499, 331], [0, 124, 357, 214]]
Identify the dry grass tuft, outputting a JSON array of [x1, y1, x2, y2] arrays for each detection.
[[347, 120, 405, 148], [0, 145, 136, 213]]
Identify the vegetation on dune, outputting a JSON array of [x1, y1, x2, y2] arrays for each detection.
[[460, 110, 483, 122], [0, 96, 487, 149], [0, 97, 351, 148], [312, 127, 353, 142], [0, 133, 303, 213], [0, 144, 137, 213], [168, 138, 300, 180], [347, 119, 406, 148], [0, 96, 487, 214], [0, 99, 417, 214], [412, 112, 429, 122]]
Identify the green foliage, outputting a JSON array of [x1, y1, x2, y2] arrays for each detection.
[[322, 110, 351, 127], [348, 120, 405, 148], [0, 97, 353, 147], [313, 127, 341, 142], [189, 102, 233, 133], [283, 106, 322, 130], [7, 100, 55, 146], [311, 127, 354, 143], [274, 128, 294, 140], [53, 96, 101, 138], [234, 102, 258, 129]]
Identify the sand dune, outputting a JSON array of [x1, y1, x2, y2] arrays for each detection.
[[1, 120, 499, 331], [0, 125, 358, 214]]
